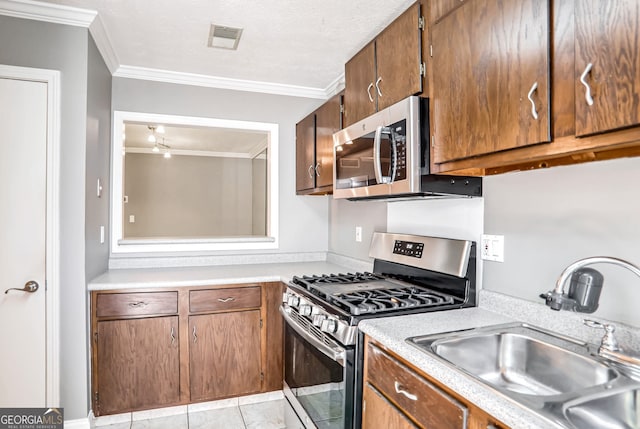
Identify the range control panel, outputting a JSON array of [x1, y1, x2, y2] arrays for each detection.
[[393, 240, 424, 258]]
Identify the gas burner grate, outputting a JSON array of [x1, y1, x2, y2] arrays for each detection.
[[292, 272, 385, 287], [332, 286, 456, 316]]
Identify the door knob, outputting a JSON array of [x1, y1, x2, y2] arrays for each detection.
[[5, 280, 39, 294]]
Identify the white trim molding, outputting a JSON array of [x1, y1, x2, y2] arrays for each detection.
[[0, 0, 95, 26], [88, 14, 119, 74], [113, 65, 330, 99], [0, 64, 61, 407], [63, 418, 90, 429]]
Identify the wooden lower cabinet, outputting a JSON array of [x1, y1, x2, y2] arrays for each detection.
[[91, 282, 285, 416], [95, 316, 180, 415], [189, 310, 262, 401], [363, 336, 508, 429], [363, 383, 417, 429]]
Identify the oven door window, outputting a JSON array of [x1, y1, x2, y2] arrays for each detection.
[[334, 119, 407, 190], [284, 323, 350, 429]]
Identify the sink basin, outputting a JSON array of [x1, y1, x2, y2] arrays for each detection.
[[565, 388, 640, 428], [408, 323, 617, 397]]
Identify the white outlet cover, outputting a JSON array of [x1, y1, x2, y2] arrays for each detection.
[[481, 234, 504, 262]]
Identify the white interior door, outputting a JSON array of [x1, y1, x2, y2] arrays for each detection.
[[0, 76, 48, 406]]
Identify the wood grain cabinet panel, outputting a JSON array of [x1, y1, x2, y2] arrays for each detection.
[[366, 342, 467, 429], [431, 0, 550, 164], [189, 310, 262, 402], [344, 2, 423, 127], [574, 0, 640, 137], [295, 92, 343, 195], [362, 383, 417, 429], [96, 291, 178, 318], [95, 316, 180, 415], [189, 286, 261, 313]]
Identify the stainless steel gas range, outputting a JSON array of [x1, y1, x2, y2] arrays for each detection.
[[280, 232, 478, 429]]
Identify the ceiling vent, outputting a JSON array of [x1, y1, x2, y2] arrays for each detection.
[[208, 24, 243, 50]]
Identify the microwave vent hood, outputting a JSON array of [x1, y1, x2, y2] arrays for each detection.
[[333, 96, 482, 201]]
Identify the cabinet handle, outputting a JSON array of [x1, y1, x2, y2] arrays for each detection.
[[315, 162, 321, 177], [307, 164, 314, 179], [217, 297, 235, 303], [527, 82, 539, 120], [394, 381, 418, 401], [128, 301, 148, 308], [580, 62, 594, 106], [192, 326, 198, 344], [375, 77, 383, 98], [367, 83, 374, 103], [170, 326, 176, 346]]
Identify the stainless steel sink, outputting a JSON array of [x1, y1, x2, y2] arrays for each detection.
[[407, 323, 640, 428], [425, 326, 616, 396], [564, 387, 639, 428]]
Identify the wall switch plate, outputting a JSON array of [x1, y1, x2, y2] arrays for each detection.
[[481, 234, 504, 262], [129, 215, 135, 223], [96, 178, 103, 198], [355, 226, 363, 242], [100, 226, 105, 244]]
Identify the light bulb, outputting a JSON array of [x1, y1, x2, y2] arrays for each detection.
[[164, 151, 171, 159], [148, 134, 156, 143], [156, 125, 165, 134], [152, 145, 160, 153]]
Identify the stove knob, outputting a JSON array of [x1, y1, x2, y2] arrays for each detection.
[[321, 318, 338, 333], [282, 292, 288, 304], [287, 295, 300, 307], [312, 314, 326, 327], [300, 304, 312, 317]]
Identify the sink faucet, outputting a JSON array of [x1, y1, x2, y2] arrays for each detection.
[[540, 256, 640, 312]]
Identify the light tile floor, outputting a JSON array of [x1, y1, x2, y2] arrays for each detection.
[[95, 399, 285, 429]]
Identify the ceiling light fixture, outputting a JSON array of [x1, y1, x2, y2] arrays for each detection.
[[208, 24, 243, 50]]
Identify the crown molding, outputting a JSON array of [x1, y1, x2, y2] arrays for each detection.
[[0, 0, 95, 27], [114, 65, 331, 99], [89, 14, 119, 74], [325, 72, 345, 97]]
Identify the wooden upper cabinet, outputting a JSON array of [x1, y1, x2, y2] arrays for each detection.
[[314, 93, 342, 189], [295, 113, 315, 192], [431, 0, 551, 164], [574, 0, 640, 137], [96, 316, 180, 415], [344, 2, 423, 126], [344, 42, 377, 127]]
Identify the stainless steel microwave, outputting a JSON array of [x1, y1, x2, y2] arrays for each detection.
[[332, 96, 482, 200]]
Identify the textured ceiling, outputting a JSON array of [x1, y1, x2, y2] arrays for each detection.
[[36, 0, 417, 91]]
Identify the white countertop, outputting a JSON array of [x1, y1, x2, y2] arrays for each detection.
[[89, 261, 360, 290]]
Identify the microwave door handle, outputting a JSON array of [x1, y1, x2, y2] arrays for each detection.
[[374, 126, 391, 184]]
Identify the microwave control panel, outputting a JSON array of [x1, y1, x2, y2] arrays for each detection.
[[391, 120, 407, 181], [393, 240, 424, 258]]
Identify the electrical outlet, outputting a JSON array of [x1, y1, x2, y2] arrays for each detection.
[[355, 226, 363, 242], [129, 215, 135, 223], [481, 234, 504, 262]]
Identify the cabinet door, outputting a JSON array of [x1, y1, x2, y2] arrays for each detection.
[[575, 0, 640, 136], [431, 0, 550, 163], [296, 113, 316, 192], [96, 316, 180, 415], [375, 2, 423, 111], [314, 93, 342, 189], [362, 383, 417, 429], [344, 42, 377, 127], [189, 310, 262, 401]]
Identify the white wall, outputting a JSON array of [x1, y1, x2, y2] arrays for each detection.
[[483, 156, 640, 328], [112, 78, 329, 258], [329, 199, 388, 261]]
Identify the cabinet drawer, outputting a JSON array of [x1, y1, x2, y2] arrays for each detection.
[[96, 292, 178, 318], [190, 286, 261, 313], [367, 343, 468, 429]]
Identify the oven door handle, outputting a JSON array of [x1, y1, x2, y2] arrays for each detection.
[[280, 306, 346, 367]]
